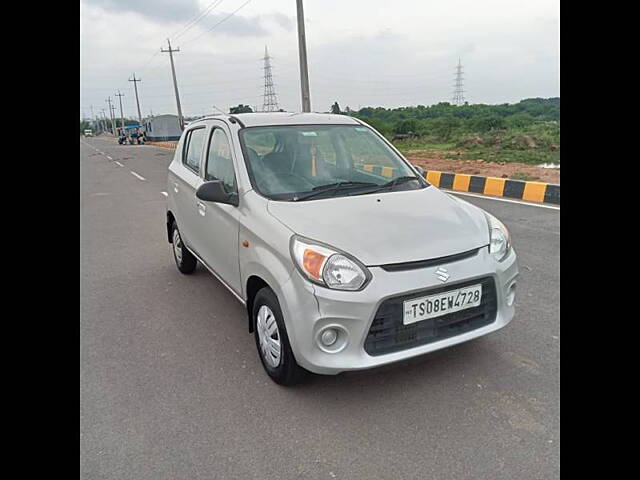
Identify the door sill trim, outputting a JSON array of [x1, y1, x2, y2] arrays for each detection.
[[186, 246, 246, 306]]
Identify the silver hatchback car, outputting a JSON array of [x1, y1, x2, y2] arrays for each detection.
[[167, 112, 518, 385]]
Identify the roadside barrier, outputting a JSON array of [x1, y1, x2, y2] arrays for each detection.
[[356, 164, 560, 205]]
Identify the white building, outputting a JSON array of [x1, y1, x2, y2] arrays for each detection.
[[144, 114, 182, 141]]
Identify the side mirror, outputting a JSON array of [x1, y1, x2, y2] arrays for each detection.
[[196, 180, 239, 207], [413, 164, 425, 177]]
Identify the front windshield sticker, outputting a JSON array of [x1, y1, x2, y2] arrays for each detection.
[[300, 131, 318, 136], [355, 127, 368, 132]]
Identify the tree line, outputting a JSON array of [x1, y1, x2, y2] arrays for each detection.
[[81, 97, 560, 144], [340, 98, 560, 140]]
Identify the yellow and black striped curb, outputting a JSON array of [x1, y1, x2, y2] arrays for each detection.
[[426, 170, 559, 204], [356, 164, 559, 204]]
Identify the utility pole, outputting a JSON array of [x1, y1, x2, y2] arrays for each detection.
[[110, 105, 117, 133], [106, 97, 116, 135], [90, 105, 95, 131], [296, 0, 311, 112], [262, 46, 280, 112], [452, 58, 465, 106], [115, 90, 125, 133], [101, 109, 107, 134], [161, 39, 184, 130], [129, 73, 143, 125]]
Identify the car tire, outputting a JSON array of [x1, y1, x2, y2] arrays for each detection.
[[171, 220, 197, 274], [253, 287, 305, 386]]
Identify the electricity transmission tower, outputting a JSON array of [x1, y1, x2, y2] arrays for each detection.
[[262, 46, 280, 112], [452, 58, 466, 106]]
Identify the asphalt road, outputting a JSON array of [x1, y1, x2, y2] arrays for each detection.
[[80, 137, 560, 480]]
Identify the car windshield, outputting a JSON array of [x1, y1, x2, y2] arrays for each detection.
[[239, 124, 427, 201]]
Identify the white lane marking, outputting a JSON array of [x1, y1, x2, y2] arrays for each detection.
[[80, 139, 99, 151], [447, 190, 560, 210], [114, 161, 124, 167], [161, 191, 168, 197], [130, 171, 146, 181], [80, 140, 118, 164]]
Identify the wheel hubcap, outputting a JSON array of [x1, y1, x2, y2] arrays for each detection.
[[256, 305, 281, 368], [173, 229, 183, 264]]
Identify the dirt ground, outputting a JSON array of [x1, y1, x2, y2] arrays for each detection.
[[405, 149, 560, 184]]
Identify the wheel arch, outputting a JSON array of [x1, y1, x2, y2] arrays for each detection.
[[245, 275, 272, 333], [166, 210, 176, 243]]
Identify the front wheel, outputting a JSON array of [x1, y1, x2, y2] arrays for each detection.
[[253, 287, 305, 386], [171, 221, 197, 274]]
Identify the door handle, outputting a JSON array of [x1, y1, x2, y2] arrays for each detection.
[[173, 182, 179, 193], [197, 201, 206, 216]]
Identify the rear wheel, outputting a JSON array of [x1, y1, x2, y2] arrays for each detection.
[[253, 287, 305, 386], [171, 221, 197, 274]]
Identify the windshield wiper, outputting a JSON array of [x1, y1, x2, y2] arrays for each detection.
[[292, 181, 377, 201], [365, 176, 421, 194]]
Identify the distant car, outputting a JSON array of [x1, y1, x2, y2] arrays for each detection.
[[83, 129, 93, 137], [166, 112, 518, 385]]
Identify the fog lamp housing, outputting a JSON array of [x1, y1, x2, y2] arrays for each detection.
[[316, 325, 348, 353]]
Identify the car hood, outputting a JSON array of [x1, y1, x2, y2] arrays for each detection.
[[267, 187, 489, 266]]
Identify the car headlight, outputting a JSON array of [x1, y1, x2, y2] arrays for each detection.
[[485, 213, 511, 262], [290, 235, 370, 291]]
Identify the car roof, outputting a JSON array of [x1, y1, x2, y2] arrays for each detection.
[[192, 112, 361, 128]]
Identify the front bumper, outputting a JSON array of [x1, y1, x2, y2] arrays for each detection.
[[279, 246, 518, 375]]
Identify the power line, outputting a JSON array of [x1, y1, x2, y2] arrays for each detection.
[[172, 0, 225, 41], [182, 0, 253, 45], [262, 46, 280, 112]]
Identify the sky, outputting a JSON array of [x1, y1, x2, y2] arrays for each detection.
[[80, 0, 559, 121]]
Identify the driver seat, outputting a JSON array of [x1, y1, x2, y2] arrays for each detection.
[[262, 151, 294, 175]]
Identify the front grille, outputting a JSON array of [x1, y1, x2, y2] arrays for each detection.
[[364, 277, 497, 356], [379, 247, 481, 272]]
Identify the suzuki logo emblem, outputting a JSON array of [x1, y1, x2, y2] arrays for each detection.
[[435, 267, 450, 283]]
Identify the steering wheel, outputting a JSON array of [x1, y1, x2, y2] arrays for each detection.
[[257, 170, 315, 192]]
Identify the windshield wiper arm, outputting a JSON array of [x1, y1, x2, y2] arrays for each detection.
[[365, 176, 420, 193], [292, 181, 377, 201]]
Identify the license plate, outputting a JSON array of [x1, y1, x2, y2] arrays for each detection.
[[403, 284, 483, 325]]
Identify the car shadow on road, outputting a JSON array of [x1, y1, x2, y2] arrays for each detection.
[[294, 338, 497, 392], [181, 264, 506, 399]]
